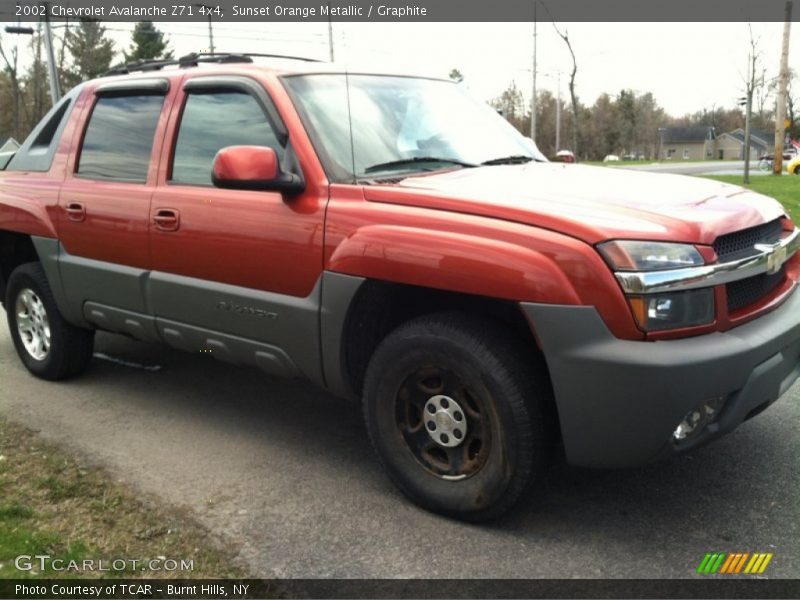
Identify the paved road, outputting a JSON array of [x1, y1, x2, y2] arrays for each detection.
[[616, 160, 768, 177], [1, 318, 798, 578]]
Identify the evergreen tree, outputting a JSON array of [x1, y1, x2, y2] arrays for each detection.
[[123, 21, 173, 63], [66, 21, 115, 82]]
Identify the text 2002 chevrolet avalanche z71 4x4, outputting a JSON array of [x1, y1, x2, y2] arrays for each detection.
[[1, 54, 799, 521]]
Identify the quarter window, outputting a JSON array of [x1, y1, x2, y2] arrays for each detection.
[[77, 94, 164, 182], [171, 91, 284, 186]]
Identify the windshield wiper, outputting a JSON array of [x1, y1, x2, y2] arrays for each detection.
[[363, 156, 477, 174], [481, 155, 535, 166]]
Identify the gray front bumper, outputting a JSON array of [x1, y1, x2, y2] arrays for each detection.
[[521, 288, 800, 468]]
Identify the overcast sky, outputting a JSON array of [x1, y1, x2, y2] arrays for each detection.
[[8, 21, 800, 116]]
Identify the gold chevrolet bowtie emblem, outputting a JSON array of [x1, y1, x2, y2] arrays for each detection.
[[755, 242, 788, 275]]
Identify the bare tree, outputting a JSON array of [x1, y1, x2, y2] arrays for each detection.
[[491, 81, 528, 133], [544, 11, 579, 156], [57, 20, 72, 92], [753, 66, 770, 127], [0, 32, 24, 140], [742, 24, 761, 183]]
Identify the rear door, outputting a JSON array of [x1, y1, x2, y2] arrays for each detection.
[[57, 79, 172, 337], [148, 74, 327, 379]]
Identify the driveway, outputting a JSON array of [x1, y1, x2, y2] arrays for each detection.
[[0, 318, 798, 579]]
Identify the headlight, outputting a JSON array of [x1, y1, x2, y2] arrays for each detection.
[[627, 289, 715, 331], [598, 240, 704, 271], [598, 240, 714, 332]]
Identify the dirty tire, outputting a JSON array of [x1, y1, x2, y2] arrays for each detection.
[[363, 312, 553, 522], [5, 262, 94, 380]]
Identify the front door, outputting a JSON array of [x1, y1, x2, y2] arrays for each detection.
[[148, 75, 327, 379]]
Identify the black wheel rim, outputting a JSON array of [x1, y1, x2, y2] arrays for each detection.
[[395, 365, 492, 480]]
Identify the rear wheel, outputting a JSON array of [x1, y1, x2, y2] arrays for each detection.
[[363, 313, 553, 521], [5, 262, 94, 380]]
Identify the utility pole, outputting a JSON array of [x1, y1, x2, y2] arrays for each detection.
[[328, 4, 335, 62], [42, 2, 61, 103], [773, 0, 793, 175], [530, 2, 537, 140], [743, 90, 754, 183], [194, 5, 216, 53], [206, 15, 215, 53], [743, 31, 757, 184], [4, 19, 59, 107]]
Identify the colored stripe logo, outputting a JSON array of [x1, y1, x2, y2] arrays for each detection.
[[697, 552, 773, 574]]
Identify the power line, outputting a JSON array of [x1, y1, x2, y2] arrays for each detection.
[[164, 24, 327, 37], [101, 26, 327, 45]]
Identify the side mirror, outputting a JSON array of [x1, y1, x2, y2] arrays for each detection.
[[212, 145, 305, 194]]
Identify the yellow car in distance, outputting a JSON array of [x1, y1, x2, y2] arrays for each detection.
[[787, 154, 800, 175]]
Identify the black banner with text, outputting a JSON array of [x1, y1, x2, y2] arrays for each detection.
[[3, 0, 800, 22]]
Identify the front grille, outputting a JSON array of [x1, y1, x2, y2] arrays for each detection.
[[714, 219, 787, 312], [726, 269, 785, 313], [713, 219, 783, 262]]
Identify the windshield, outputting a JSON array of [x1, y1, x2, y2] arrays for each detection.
[[283, 74, 547, 182]]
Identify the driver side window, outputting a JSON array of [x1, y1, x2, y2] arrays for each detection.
[[171, 90, 284, 186]]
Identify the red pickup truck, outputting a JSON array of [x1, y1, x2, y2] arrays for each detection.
[[1, 54, 799, 521]]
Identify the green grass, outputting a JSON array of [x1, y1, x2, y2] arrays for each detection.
[[0, 501, 82, 579], [0, 418, 247, 579], [0, 505, 34, 520], [701, 175, 800, 222]]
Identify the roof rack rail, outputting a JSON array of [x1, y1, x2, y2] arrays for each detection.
[[232, 52, 323, 63], [104, 52, 323, 76]]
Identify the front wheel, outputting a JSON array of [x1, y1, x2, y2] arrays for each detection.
[[363, 313, 553, 521], [5, 262, 94, 380]]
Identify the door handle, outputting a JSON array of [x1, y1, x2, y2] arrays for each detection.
[[153, 208, 180, 232], [65, 202, 86, 222]]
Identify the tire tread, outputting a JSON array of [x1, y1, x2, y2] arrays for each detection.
[[5, 262, 94, 380], [363, 311, 553, 521]]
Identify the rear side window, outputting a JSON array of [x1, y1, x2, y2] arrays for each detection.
[[77, 94, 164, 182], [171, 91, 284, 186], [6, 88, 78, 172]]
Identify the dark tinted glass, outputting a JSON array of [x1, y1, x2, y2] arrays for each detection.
[[78, 94, 163, 182], [172, 91, 283, 186]]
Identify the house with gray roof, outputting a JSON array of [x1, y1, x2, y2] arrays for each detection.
[[715, 129, 775, 160], [658, 126, 716, 160]]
